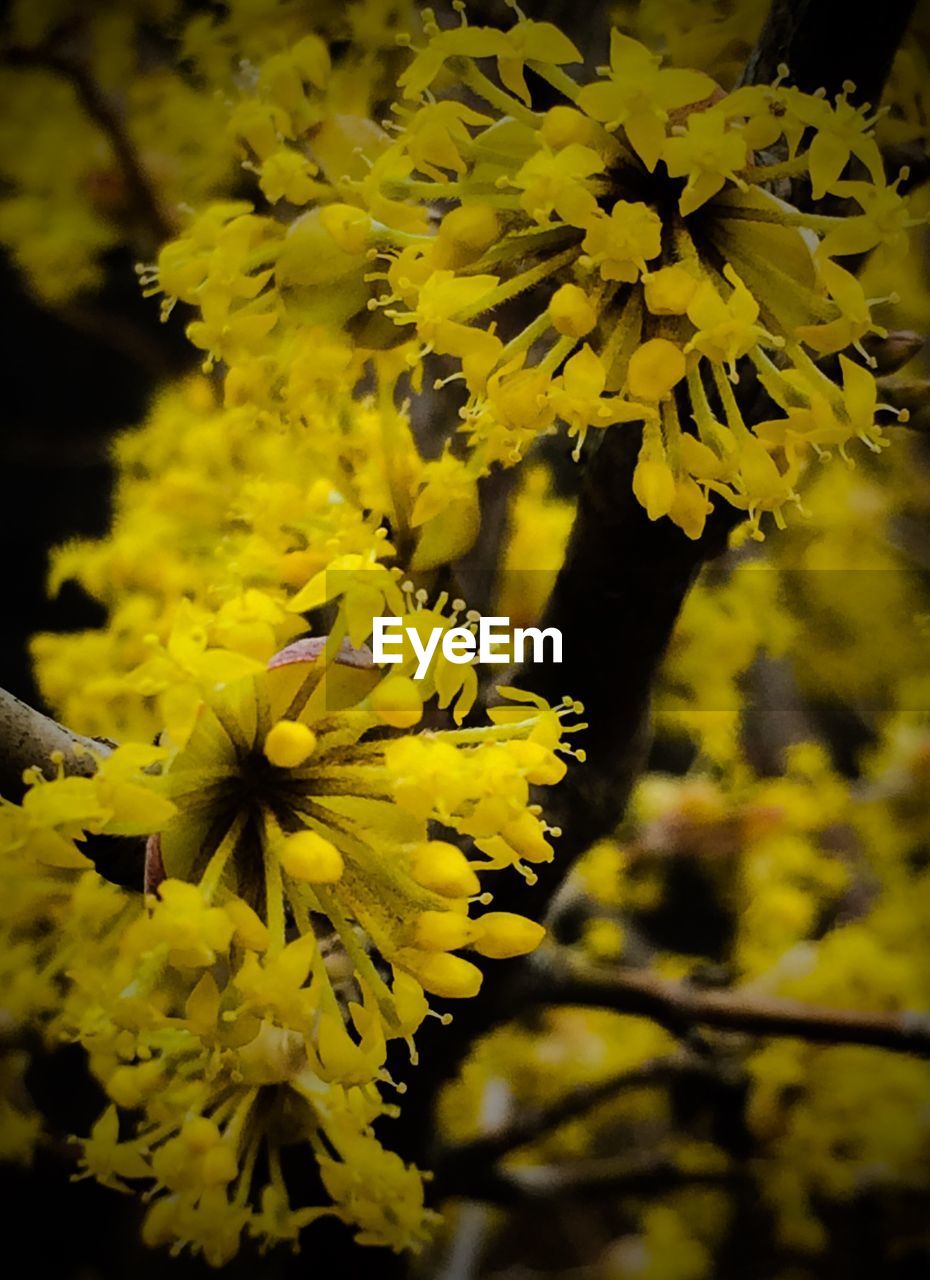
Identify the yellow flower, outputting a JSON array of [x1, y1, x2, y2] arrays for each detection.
[[400, 100, 493, 180], [685, 264, 776, 374], [155, 641, 576, 1007], [577, 31, 716, 170], [138, 11, 917, 542], [633, 423, 677, 520], [581, 199, 663, 282], [627, 338, 687, 401], [550, 344, 652, 454], [663, 106, 749, 214], [818, 174, 922, 262], [793, 259, 881, 354], [510, 143, 604, 225], [791, 82, 886, 199]]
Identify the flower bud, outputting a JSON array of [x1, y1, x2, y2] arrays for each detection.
[[107, 1060, 164, 1109], [414, 909, 478, 951], [264, 719, 317, 768], [627, 338, 687, 400], [370, 675, 423, 729], [549, 283, 597, 337], [540, 105, 596, 150], [669, 474, 712, 540], [509, 740, 568, 786], [319, 202, 372, 255], [276, 207, 368, 287], [472, 912, 546, 959], [437, 204, 500, 265], [409, 841, 481, 897], [500, 810, 554, 863], [181, 1115, 222, 1153], [279, 830, 344, 882], [643, 265, 699, 315], [201, 1142, 238, 1186], [633, 456, 676, 520], [405, 951, 483, 998]]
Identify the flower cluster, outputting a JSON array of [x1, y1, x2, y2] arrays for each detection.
[[0, 761, 438, 1259], [4, 630, 580, 1259], [147, 3, 921, 539], [363, 5, 920, 537], [1, 9, 590, 1259], [0, 0, 414, 303], [32, 369, 396, 744], [0, 746, 171, 1161]]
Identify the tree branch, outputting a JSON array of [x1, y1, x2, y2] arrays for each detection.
[[3, 46, 176, 249], [536, 953, 930, 1059], [741, 0, 918, 104], [493, 428, 739, 919], [0, 689, 149, 887], [451, 1153, 738, 1208], [434, 1053, 717, 1197], [0, 685, 112, 804]]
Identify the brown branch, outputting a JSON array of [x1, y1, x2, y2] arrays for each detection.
[[434, 1053, 718, 1196], [0, 685, 112, 804], [0, 687, 148, 889], [536, 954, 930, 1059], [452, 1153, 738, 1208], [491, 429, 740, 920], [741, 0, 918, 104], [2, 47, 175, 249]]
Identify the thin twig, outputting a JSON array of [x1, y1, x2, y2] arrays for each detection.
[[0, 686, 159, 891], [457, 1153, 738, 1208], [536, 953, 930, 1059], [435, 1053, 717, 1196], [3, 46, 175, 248]]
